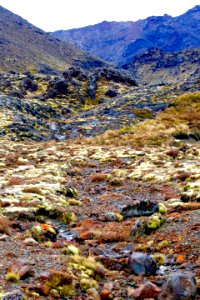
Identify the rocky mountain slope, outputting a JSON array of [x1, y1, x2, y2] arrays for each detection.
[[0, 6, 106, 72], [52, 5, 200, 66]]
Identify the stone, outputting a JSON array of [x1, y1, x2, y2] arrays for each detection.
[[35, 285, 50, 296], [122, 199, 158, 218], [131, 219, 145, 237], [101, 289, 112, 299], [105, 89, 118, 98], [132, 281, 161, 299], [63, 67, 83, 80], [8, 90, 24, 98], [86, 287, 100, 300], [129, 252, 157, 276], [23, 237, 39, 246], [158, 272, 197, 300], [87, 75, 97, 99]]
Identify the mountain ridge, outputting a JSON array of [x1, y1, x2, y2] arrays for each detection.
[[52, 5, 200, 66]]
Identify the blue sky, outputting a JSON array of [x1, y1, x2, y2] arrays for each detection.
[[0, 0, 199, 31]]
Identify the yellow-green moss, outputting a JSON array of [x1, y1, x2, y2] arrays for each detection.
[[6, 272, 20, 283], [152, 253, 166, 265], [59, 212, 76, 224]]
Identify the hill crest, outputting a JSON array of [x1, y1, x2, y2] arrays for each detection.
[[0, 5, 107, 72]]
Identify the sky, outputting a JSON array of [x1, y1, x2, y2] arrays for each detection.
[[0, 0, 199, 31]]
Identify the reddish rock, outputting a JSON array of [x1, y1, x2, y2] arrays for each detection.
[[101, 289, 112, 299], [36, 285, 50, 296], [132, 281, 161, 299], [0, 217, 11, 235], [38, 271, 50, 282], [176, 254, 186, 264], [90, 173, 106, 182], [176, 171, 191, 181], [79, 230, 93, 240]]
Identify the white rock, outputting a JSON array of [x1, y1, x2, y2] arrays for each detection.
[[23, 238, 38, 245]]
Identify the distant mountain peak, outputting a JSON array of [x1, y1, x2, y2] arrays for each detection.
[[187, 5, 200, 12]]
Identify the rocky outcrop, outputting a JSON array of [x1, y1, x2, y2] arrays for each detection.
[[122, 48, 200, 84]]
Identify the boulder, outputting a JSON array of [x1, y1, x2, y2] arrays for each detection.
[[129, 252, 157, 276], [105, 89, 118, 98], [122, 199, 158, 218], [19, 77, 38, 92], [158, 272, 197, 300], [46, 78, 68, 98]]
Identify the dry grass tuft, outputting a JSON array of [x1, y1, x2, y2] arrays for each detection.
[[90, 173, 106, 182], [0, 217, 11, 235], [6, 176, 24, 186], [181, 203, 200, 211], [22, 186, 43, 195]]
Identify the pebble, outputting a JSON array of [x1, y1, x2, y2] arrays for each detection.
[[23, 237, 39, 245], [103, 282, 114, 291], [86, 287, 100, 300], [101, 282, 114, 299]]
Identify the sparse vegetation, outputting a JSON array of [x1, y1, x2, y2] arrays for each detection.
[[86, 92, 200, 148]]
